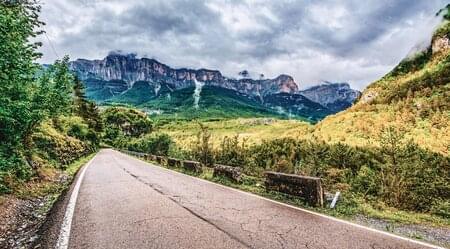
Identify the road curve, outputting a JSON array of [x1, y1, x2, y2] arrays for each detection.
[[54, 149, 440, 249]]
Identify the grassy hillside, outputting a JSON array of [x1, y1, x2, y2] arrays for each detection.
[[109, 81, 158, 105], [138, 86, 292, 120], [158, 118, 312, 150], [94, 79, 330, 122], [313, 13, 450, 155]]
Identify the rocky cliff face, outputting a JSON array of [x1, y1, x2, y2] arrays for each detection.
[[69, 53, 298, 98], [70, 52, 360, 121], [299, 82, 361, 112]]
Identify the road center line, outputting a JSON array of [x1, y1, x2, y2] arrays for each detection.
[[55, 155, 96, 249]]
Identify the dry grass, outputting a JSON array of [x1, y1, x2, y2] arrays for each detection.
[[157, 118, 313, 150]]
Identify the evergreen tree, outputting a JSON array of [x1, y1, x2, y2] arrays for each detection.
[[73, 76, 88, 117]]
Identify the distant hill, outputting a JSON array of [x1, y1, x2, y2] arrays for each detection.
[[299, 82, 361, 112], [314, 5, 450, 154], [69, 53, 358, 121]]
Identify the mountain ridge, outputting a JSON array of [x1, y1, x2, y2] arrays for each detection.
[[69, 53, 360, 121], [70, 52, 299, 99]]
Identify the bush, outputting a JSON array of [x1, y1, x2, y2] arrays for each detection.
[[68, 122, 90, 141], [191, 123, 214, 166], [129, 133, 173, 156], [215, 135, 249, 167], [32, 122, 89, 167], [431, 200, 450, 219], [194, 130, 450, 213], [0, 152, 31, 193], [247, 138, 299, 174], [102, 107, 152, 139]]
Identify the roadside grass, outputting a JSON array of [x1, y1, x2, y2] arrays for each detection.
[[12, 153, 96, 206], [134, 154, 450, 228], [65, 153, 96, 177], [157, 118, 313, 149]]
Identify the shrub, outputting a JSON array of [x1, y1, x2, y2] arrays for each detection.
[[129, 133, 173, 156], [191, 123, 214, 166], [431, 200, 450, 219], [102, 107, 152, 138], [0, 153, 31, 193], [32, 122, 89, 167], [190, 130, 450, 213], [247, 138, 299, 174], [215, 135, 249, 167]]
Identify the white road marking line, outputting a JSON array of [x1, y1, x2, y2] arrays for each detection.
[[55, 155, 96, 249], [117, 150, 446, 249]]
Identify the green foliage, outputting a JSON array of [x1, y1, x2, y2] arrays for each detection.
[[247, 138, 299, 175], [431, 200, 450, 219], [215, 135, 249, 167], [72, 76, 103, 146], [190, 123, 215, 166], [32, 120, 89, 166], [102, 107, 153, 145], [0, 1, 42, 150], [185, 127, 449, 213], [387, 49, 432, 78], [434, 5, 450, 38], [127, 133, 173, 156], [0, 1, 100, 193]]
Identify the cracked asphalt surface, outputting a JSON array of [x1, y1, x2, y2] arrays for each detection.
[[64, 149, 436, 249]]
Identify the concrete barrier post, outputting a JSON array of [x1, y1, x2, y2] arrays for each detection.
[[167, 157, 181, 167], [213, 164, 242, 183], [182, 160, 203, 173], [264, 171, 324, 207]]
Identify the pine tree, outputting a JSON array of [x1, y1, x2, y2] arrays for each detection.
[[73, 76, 88, 117]]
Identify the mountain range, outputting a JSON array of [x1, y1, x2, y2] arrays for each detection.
[[69, 53, 360, 121], [70, 52, 360, 121]]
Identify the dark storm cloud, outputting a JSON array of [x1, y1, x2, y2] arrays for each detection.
[[37, 0, 448, 89]]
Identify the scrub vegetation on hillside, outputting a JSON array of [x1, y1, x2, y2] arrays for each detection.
[[314, 6, 450, 155]]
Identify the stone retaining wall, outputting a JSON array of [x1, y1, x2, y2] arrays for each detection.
[[213, 164, 242, 182], [155, 156, 166, 165], [264, 171, 324, 207], [167, 157, 181, 167], [182, 160, 203, 173]]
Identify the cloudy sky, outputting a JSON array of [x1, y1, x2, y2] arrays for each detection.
[[37, 0, 448, 90]]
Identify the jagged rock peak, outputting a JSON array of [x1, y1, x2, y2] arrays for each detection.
[[299, 82, 361, 112], [69, 52, 300, 97]]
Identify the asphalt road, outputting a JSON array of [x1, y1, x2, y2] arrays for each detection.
[[52, 149, 440, 249]]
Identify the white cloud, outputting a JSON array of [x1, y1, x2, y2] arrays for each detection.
[[36, 0, 448, 90]]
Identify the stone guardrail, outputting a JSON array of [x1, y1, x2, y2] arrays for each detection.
[[182, 160, 203, 173], [167, 157, 182, 167], [155, 155, 166, 165], [264, 171, 324, 207], [213, 164, 242, 182], [120, 150, 202, 173], [120, 150, 325, 207]]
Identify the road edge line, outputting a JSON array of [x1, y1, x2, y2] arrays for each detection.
[[118, 150, 446, 249], [55, 154, 96, 249]]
